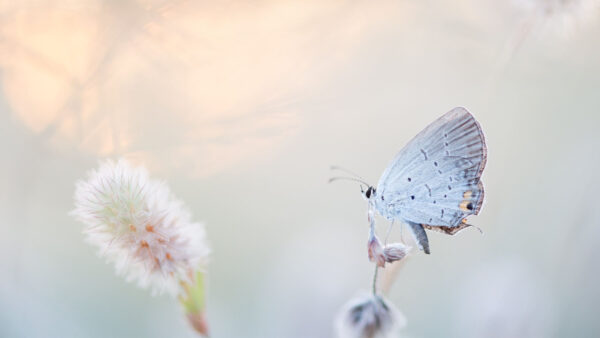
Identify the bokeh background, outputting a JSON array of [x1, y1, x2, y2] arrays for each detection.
[[1, 1, 599, 337]]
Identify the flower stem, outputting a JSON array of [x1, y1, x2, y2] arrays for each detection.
[[372, 264, 379, 295], [180, 271, 209, 336]]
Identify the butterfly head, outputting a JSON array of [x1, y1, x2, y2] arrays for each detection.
[[362, 186, 376, 201]]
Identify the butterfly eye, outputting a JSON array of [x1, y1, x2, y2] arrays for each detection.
[[365, 188, 372, 199]]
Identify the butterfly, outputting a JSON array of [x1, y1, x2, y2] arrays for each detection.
[[334, 107, 487, 257]]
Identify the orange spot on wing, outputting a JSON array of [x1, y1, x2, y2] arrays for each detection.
[[463, 190, 473, 199], [129, 224, 136, 232], [460, 200, 475, 212], [145, 224, 154, 232], [140, 240, 149, 248]]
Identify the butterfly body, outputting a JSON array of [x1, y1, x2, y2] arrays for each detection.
[[365, 107, 487, 254]]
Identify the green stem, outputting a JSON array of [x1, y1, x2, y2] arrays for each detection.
[[180, 271, 209, 336], [372, 264, 379, 295]]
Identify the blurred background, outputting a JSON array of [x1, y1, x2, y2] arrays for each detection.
[[1, 1, 599, 337]]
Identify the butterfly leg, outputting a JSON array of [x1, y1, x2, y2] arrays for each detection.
[[406, 221, 430, 254], [399, 222, 405, 243], [384, 220, 394, 245]]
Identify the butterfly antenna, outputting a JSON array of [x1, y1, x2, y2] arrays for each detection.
[[328, 176, 370, 187], [330, 165, 367, 181]]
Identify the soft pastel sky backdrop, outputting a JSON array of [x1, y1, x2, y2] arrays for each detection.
[[1, 1, 599, 337]]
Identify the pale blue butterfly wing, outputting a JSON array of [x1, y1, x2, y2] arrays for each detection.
[[374, 107, 486, 253]]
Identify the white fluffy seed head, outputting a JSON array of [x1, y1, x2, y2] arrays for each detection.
[[71, 159, 209, 296], [383, 243, 411, 264], [335, 293, 406, 338]]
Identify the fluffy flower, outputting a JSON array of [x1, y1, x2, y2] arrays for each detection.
[[335, 294, 406, 338], [367, 234, 386, 268], [71, 159, 209, 296], [369, 234, 411, 267], [382, 243, 411, 264]]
